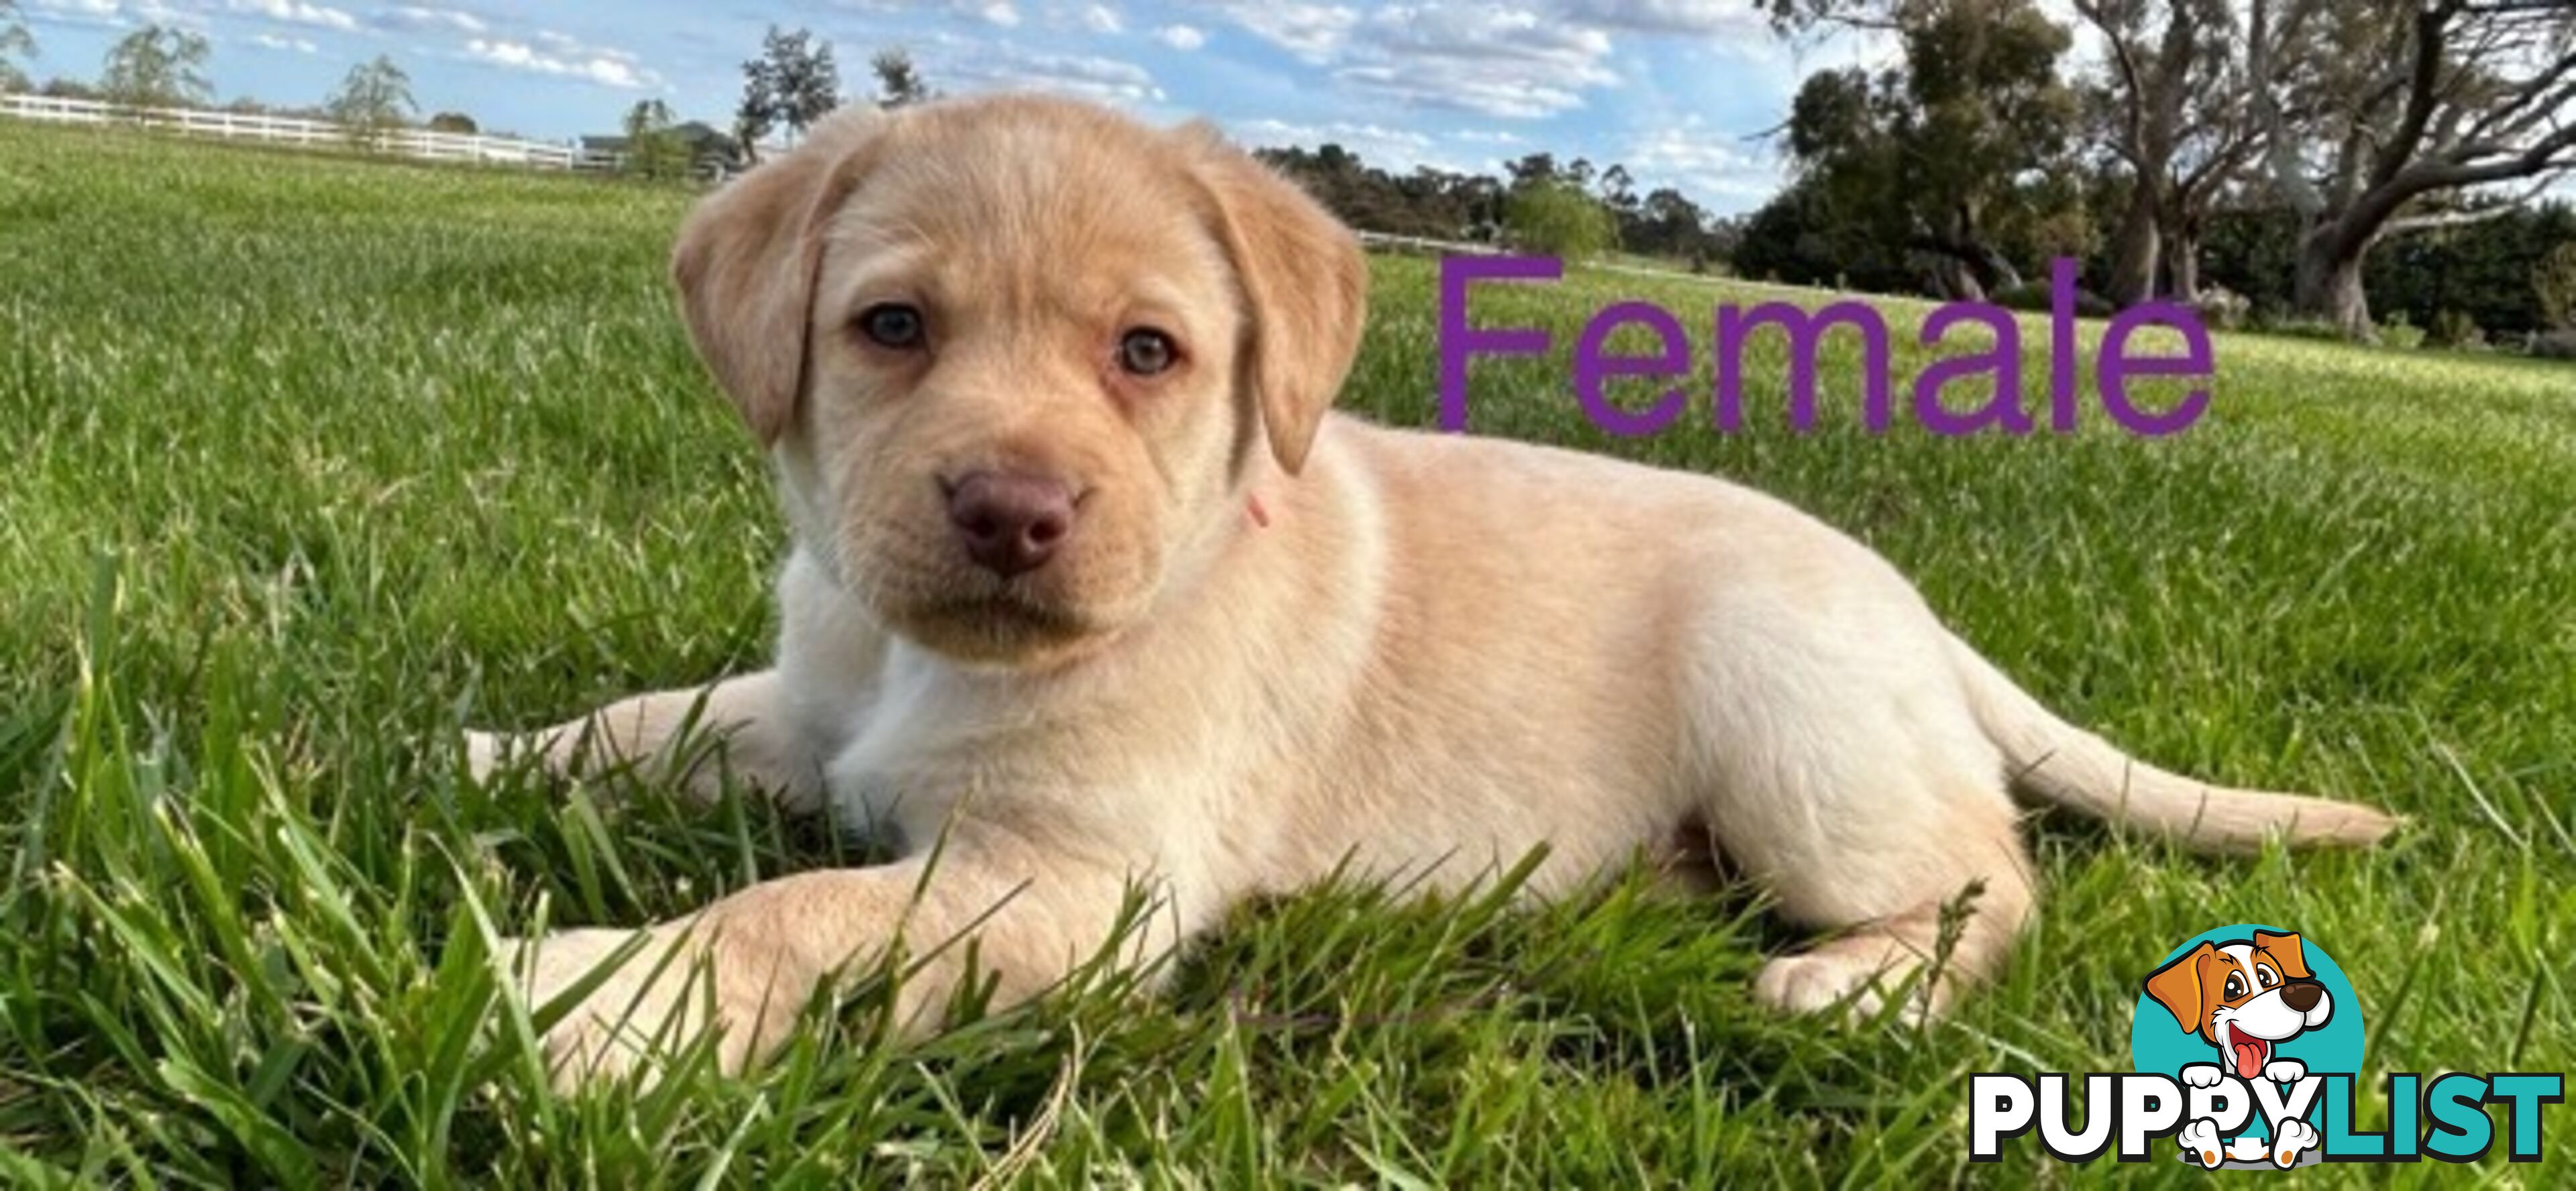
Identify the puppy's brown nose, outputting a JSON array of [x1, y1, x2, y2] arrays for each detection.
[[2281, 981, 2322, 1012], [946, 471, 1075, 577]]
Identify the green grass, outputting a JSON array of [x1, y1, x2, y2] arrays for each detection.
[[2, 119, 2571, 1186]]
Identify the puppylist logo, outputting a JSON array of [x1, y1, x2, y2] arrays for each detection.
[[1971, 925, 2564, 1168]]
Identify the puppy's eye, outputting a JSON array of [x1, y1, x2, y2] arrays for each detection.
[[2257, 966, 2279, 988], [1118, 329, 1177, 376], [2223, 974, 2246, 999], [858, 304, 925, 349]]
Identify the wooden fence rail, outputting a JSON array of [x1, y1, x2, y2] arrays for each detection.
[[0, 93, 623, 172]]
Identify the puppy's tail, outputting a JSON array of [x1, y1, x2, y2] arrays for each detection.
[[1945, 634, 2398, 853]]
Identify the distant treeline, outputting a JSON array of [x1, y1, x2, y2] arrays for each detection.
[[1256, 144, 1739, 269]]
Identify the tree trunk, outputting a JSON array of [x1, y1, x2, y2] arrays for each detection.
[[2165, 228, 2202, 304], [1921, 256, 1983, 302], [1907, 235, 2019, 301], [2292, 226, 2371, 337], [2106, 178, 2162, 304]]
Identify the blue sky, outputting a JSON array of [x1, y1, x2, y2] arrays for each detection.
[[13, 1, 1912, 215]]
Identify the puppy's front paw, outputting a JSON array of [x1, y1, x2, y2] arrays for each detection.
[[463, 729, 506, 781], [2263, 1058, 2306, 1084], [1754, 951, 1892, 1019], [497, 924, 771, 1090], [2178, 1062, 2224, 1088], [1754, 936, 1949, 1023], [2177, 1118, 2225, 1168], [2271, 1118, 2319, 1168]]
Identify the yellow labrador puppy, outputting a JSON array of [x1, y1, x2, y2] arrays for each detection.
[[474, 95, 2394, 1085]]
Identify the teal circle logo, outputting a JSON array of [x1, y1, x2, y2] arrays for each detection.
[[2130, 924, 2363, 1147]]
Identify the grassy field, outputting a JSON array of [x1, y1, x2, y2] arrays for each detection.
[[1, 119, 2571, 1186]]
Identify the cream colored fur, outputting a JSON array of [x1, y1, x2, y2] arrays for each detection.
[[471, 95, 2396, 1088]]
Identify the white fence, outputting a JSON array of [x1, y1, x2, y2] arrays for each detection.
[[0, 93, 623, 172], [1354, 231, 1503, 257]]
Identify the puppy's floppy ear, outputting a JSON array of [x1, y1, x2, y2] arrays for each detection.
[[670, 106, 888, 445], [2253, 931, 2311, 980], [1181, 122, 1367, 475], [2144, 942, 2214, 1033]]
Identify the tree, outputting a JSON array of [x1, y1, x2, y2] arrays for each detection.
[[325, 55, 415, 150], [101, 24, 212, 111], [2070, 0, 2247, 303], [1504, 152, 1560, 189], [2152, 64, 2260, 302], [1627, 186, 1723, 262], [2248, 0, 2576, 335], [741, 25, 840, 147], [1774, 0, 2085, 300], [621, 98, 689, 181], [0, 0, 37, 94], [871, 48, 932, 108], [1597, 162, 1638, 219], [1504, 180, 1617, 259], [732, 69, 774, 166], [425, 111, 477, 135]]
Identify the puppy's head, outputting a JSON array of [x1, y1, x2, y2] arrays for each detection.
[[2143, 931, 2333, 1079], [671, 95, 1366, 667]]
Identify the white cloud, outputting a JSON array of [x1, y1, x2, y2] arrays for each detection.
[[249, 31, 316, 52], [28, 0, 199, 27], [931, 42, 1163, 105], [1155, 23, 1205, 51], [979, 1, 1022, 27], [464, 37, 658, 90], [1560, 0, 1768, 37], [223, 0, 356, 32], [1080, 3, 1122, 34], [382, 4, 484, 34], [1204, 2, 1620, 119], [29, 0, 125, 17], [1341, 5, 1619, 119], [1206, 2, 1359, 63], [1623, 115, 1786, 203], [1236, 117, 1433, 151]]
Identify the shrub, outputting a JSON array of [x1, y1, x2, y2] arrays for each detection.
[[2536, 242, 2576, 331], [1503, 181, 1616, 260], [2191, 286, 2250, 331], [2428, 308, 2486, 350], [2378, 313, 2426, 351], [2530, 329, 2576, 361]]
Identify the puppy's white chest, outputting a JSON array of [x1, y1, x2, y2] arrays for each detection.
[[821, 642, 985, 840]]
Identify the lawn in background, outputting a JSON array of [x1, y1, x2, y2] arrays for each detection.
[[1, 119, 2570, 1185]]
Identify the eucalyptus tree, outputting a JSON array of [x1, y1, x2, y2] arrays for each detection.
[[2247, 0, 2576, 335]]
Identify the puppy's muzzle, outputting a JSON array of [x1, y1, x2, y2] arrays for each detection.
[[944, 470, 1078, 577]]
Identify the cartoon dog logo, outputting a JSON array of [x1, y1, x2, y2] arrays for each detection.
[[2143, 930, 2334, 1168]]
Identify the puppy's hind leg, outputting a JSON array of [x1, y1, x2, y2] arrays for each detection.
[[1746, 792, 2034, 1019], [1677, 582, 2038, 1019]]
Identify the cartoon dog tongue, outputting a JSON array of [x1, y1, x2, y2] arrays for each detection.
[[2232, 1034, 2269, 1079]]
